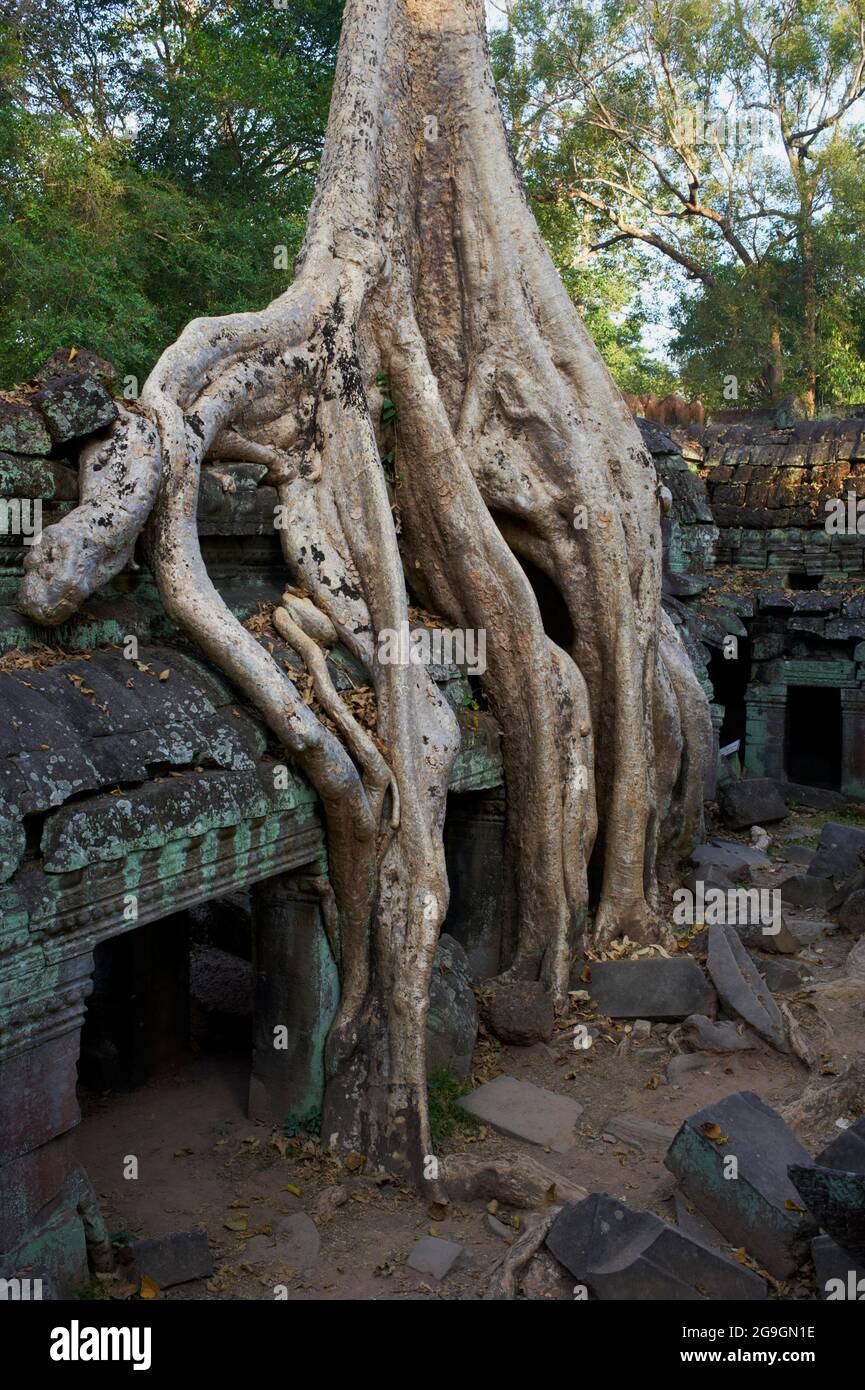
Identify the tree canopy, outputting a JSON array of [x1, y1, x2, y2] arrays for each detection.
[[2, 0, 865, 411]]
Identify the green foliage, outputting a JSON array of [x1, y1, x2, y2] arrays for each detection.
[[427, 1069, 481, 1146], [3, 1, 863, 410], [0, 2, 340, 387], [491, 0, 865, 409]]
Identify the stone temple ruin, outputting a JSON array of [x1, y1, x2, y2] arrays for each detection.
[[1, 353, 864, 1300]]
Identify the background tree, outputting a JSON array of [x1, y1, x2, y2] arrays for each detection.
[[0, 0, 341, 384], [491, 0, 865, 412]]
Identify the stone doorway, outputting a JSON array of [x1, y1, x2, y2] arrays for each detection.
[[785, 685, 843, 790]]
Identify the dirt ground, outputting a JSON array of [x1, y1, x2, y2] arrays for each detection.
[[77, 805, 865, 1302]]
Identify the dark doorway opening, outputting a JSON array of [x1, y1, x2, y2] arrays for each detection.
[[786, 571, 820, 590], [512, 554, 574, 649], [78, 895, 253, 1097], [785, 685, 842, 789], [706, 637, 751, 764]]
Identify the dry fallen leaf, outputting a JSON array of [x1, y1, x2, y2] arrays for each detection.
[[139, 1274, 159, 1300], [701, 1122, 729, 1145]]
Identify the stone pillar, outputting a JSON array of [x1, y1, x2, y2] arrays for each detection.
[[841, 689, 865, 800], [248, 872, 338, 1133], [78, 913, 190, 1090], [743, 688, 787, 780], [443, 790, 505, 979], [0, 950, 98, 1293]]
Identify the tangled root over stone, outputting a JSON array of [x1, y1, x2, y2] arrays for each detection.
[[18, 0, 711, 1184]]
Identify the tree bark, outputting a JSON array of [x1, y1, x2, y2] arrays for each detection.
[[17, 0, 711, 1184]]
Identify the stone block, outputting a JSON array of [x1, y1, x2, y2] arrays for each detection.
[[781, 874, 837, 911], [458, 1076, 583, 1152], [0, 401, 52, 455], [810, 1234, 865, 1299], [587, 957, 716, 1021], [0, 1032, 83, 1165], [789, 1164, 865, 1267], [692, 841, 770, 872], [816, 1117, 865, 1172], [808, 822, 865, 882], [31, 374, 117, 443], [426, 933, 478, 1081], [546, 1194, 766, 1300], [718, 779, 789, 829], [481, 979, 554, 1045], [706, 925, 787, 1050], [664, 1090, 816, 1278], [839, 889, 865, 935], [757, 958, 812, 993], [128, 1229, 213, 1289], [406, 1236, 465, 1280]]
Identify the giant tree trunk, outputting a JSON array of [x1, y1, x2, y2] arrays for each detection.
[[18, 0, 711, 1185]]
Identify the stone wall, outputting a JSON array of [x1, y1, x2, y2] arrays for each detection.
[[644, 414, 865, 805]]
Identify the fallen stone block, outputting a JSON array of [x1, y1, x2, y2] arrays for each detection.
[[545, 1193, 766, 1300], [481, 979, 554, 1045], [839, 889, 865, 935], [789, 1164, 865, 1267], [787, 917, 836, 947], [816, 1117, 865, 1172], [783, 845, 815, 868], [273, 1212, 321, 1270], [673, 1190, 727, 1250], [810, 1234, 865, 1299], [426, 933, 478, 1081], [0, 401, 52, 455], [693, 840, 771, 872], [664, 1090, 816, 1278], [757, 958, 812, 994], [36, 347, 116, 391], [406, 1235, 466, 1280], [458, 1076, 583, 1152], [128, 1229, 213, 1289], [808, 822, 865, 882], [681, 867, 734, 896], [706, 924, 787, 1050], [782, 874, 838, 910], [586, 957, 716, 1021], [718, 779, 789, 830], [31, 373, 117, 443], [684, 1013, 757, 1053]]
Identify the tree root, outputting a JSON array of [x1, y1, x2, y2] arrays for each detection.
[[16, 0, 711, 1179]]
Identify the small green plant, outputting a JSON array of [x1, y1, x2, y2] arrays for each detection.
[[427, 1069, 481, 1146], [283, 1106, 322, 1139]]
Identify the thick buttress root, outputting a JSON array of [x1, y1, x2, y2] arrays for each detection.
[[18, 0, 711, 1182]]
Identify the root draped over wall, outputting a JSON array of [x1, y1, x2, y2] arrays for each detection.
[[18, 0, 711, 1183]]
